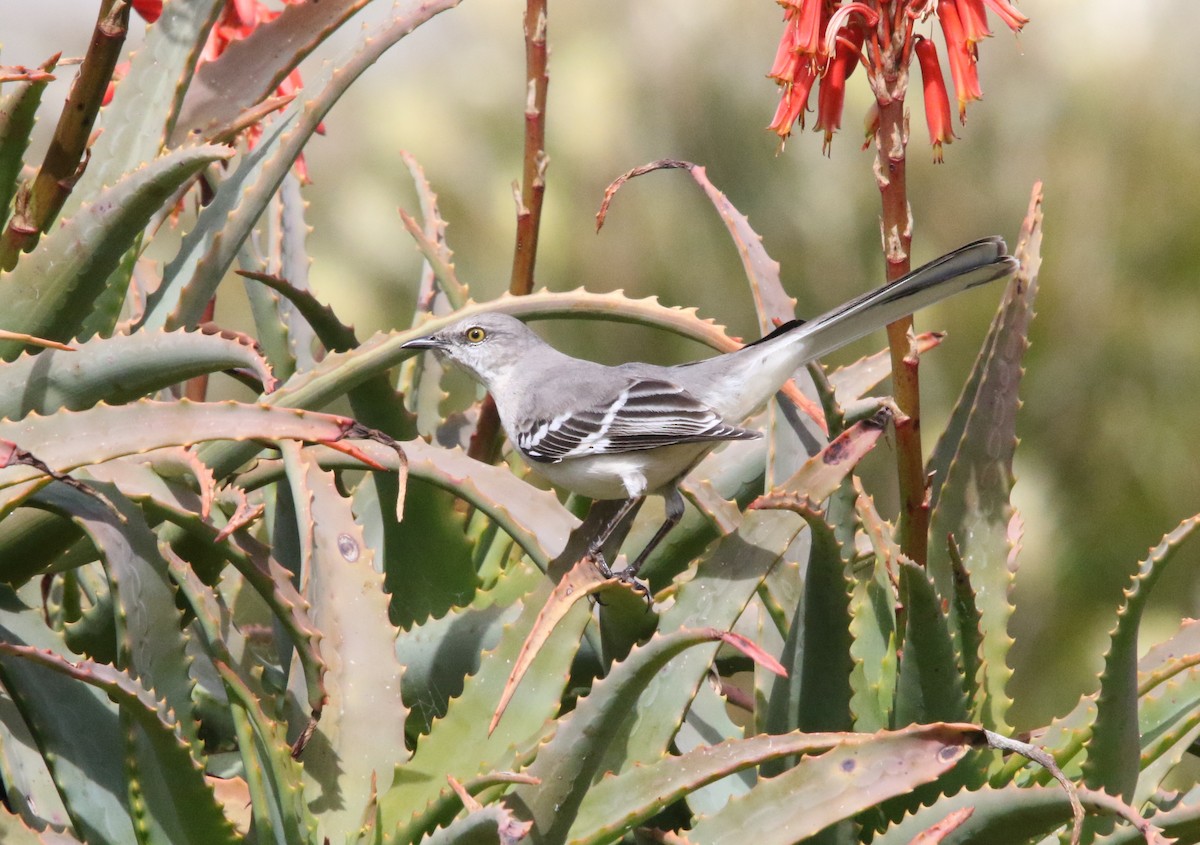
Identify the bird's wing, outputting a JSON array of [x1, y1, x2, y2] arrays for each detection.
[[516, 378, 759, 464]]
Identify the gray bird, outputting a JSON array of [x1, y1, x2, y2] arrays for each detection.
[[403, 237, 1016, 587]]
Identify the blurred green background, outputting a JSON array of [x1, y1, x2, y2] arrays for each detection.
[[7, 0, 1200, 729]]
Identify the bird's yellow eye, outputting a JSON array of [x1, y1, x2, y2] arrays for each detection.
[[465, 326, 487, 343]]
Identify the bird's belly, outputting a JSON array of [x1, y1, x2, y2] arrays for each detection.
[[527, 443, 713, 500]]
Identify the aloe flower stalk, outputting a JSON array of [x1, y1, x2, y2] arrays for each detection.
[[763, 0, 1027, 566]]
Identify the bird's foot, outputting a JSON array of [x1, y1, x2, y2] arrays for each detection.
[[613, 567, 653, 610]]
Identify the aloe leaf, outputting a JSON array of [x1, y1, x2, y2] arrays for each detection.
[[847, 485, 898, 732], [395, 563, 539, 737], [144, 0, 465, 333], [0, 328, 275, 420], [282, 447, 408, 842], [0, 144, 234, 359], [0, 508, 80, 584], [0, 641, 238, 845], [217, 662, 318, 845], [1083, 514, 1200, 801], [398, 151, 461, 437], [64, 0, 225, 214], [684, 724, 980, 845], [0, 586, 134, 844], [875, 782, 1173, 845], [601, 509, 806, 773], [419, 801, 531, 845], [1099, 796, 1200, 845], [895, 561, 971, 727], [237, 440, 578, 573], [0, 399, 379, 507], [171, 0, 373, 143], [0, 811, 81, 844], [926, 191, 1043, 737], [828, 333, 944, 403], [672, 675, 754, 816], [1133, 664, 1200, 807], [0, 582, 237, 845], [504, 628, 777, 842], [0, 680, 73, 832], [0, 54, 58, 219], [763, 505, 852, 774], [573, 726, 978, 845], [239, 175, 323, 379], [379, 581, 586, 843], [32, 483, 199, 750]]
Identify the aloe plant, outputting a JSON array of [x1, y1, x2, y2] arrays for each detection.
[[0, 3, 1198, 845]]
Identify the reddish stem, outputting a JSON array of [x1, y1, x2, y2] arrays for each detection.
[[508, 0, 549, 297], [874, 92, 929, 567]]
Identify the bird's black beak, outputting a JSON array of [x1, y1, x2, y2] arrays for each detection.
[[401, 335, 442, 351]]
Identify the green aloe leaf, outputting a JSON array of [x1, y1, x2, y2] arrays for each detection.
[[684, 724, 982, 845], [848, 486, 899, 733], [1083, 514, 1200, 801], [0, 399, 379, 511], [217, 663, 318, 845], [0, 143, 234, 359], [282, 447, 408, 842], [763, 505, 853, 775], [33, 482, 199, 752], [237, 439, 578, 574], [894, 560, 971, 727], [0, 638, 237, 845], [926, 191, 1043, 737], [874, 782, 1169, 845], [379, 580, 586, 844], [0, 328, 275, 420], [0, 586, 134, 844], [0, 54, 58, 218], [504, 627, 779, 843], [394, 562, 539, 738], [571, 727, 970, 845]]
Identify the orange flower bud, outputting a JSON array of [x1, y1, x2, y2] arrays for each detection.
[[914, 37, 955, 162]]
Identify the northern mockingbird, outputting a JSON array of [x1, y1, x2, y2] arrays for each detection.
[[403, 237, 1016, 586]]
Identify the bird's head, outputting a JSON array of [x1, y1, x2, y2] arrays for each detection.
[[401, 312, 538, 388]]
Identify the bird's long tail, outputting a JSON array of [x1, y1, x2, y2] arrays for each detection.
[[788, 236, 1017, 361]]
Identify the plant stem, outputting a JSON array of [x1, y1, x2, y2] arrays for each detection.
[[509, 0, 549, 297], [874, 94, 929, 567]]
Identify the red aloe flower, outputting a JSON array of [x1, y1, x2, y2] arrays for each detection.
[[914, 37, 955, 162], [955, 0, 992, 46], [768, 62, 819, 138], [813, 24, 865, 154], [785, 0, 826, 62], [936, 0, 983, 123], [984, 0, 1028, 32]]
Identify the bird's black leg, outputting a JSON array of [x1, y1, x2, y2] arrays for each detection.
[[586, 496, 642, 578], [619, 488, 685, 585]]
